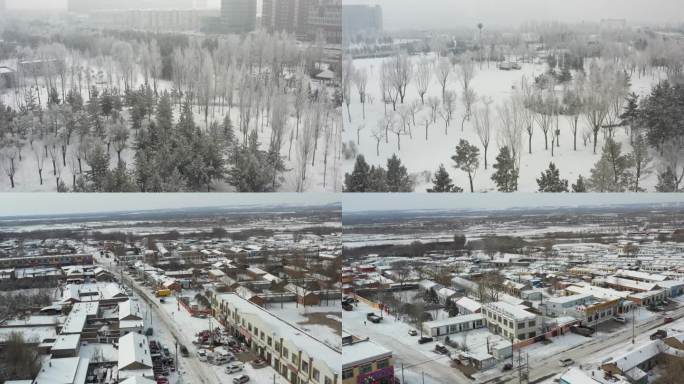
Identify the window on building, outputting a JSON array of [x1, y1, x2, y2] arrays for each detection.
[[342, 370, 353, 380], [313, 368, 320, 381], [268, 336, 272, 346], [292, 353, 297, 364], [528, 320, 536, 327], [324, 377, 332, 384], [517, 322, 525, 329], [377, 359, 389, 369], [283, 348, 288, 359], [360, 364, 373, 374], [301, 361, 309, 373]]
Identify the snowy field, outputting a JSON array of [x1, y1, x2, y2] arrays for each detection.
[[343, 53, 667, 192], [0, 54, 342, 192]]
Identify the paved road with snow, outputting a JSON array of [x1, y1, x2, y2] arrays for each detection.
[[480, 305, 684, 383]]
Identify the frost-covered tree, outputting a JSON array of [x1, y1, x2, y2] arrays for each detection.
[[435, 57, 452, 102], [389, 52, 413, 104], [457, 53, 477, 128], [630, 133, 652, 192], [473, 97, 493, 169], [353, 67, 369, 119], [416, 58, 432, 104]]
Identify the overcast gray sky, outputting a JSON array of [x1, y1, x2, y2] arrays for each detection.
[[4, 0, 224, 9], [344, 0, 684, 30], [0, 193, 339, 217], [343, 193, 684, 212]]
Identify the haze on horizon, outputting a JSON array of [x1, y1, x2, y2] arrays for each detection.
[[344, 0, 684, 31], [0, 193, 340, 218], [3, 0, 224, 10]]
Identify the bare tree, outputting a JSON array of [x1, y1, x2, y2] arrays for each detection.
[[34, 149, 45, 185], [474, 97, 493, 169], [371, 123, 384, 157], [436, 56, 453, 102], [343, 58, 354, 123], [457, 53, 477, 129], [582, 61, 611, 154], [497, 99, 524, 166], [440, 90, 457, 135], [427, 96, 440, 124], [381, 61, 399, 112], [389, 51, 413, 104], [353, 67, 369, 119], [416, 58, 432, 104]]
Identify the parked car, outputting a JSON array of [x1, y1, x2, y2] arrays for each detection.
[[570, 325, 594, 337], [366, 313, 382, 323], [434, 344, 448, 355], [502, 363, 513, 371], [145, 328, 154, 336], [180, 345, 189, 357], [232, 375, 250, 384], [342, 302, 353, 311], [225, 363, 244, 374], [664, 316, 674, 324], [197, 349, 209, 362], [408, 329, 417, 336], [251, 359, 267, 369], [614, 316, 627, 323], [650, 330, 668, 340], [418, 336, 434, 344], [559, 358, 574, 367]]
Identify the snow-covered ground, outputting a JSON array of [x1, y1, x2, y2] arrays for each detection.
[[343, 52, 667, 192], [0, 59, 342, 192]]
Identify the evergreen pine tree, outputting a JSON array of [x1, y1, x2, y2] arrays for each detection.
[[368, 166, 388, 192], [655, 167, 678, 192], [537, 162, 569, 192], [344, 155, 371, 192], [428, 164, 462, 192], [386, 154, 413, 192], [587, 138, 633, 192], [572, 175, 587, 192], [451, 139, 480, 192], [491, 146, 519, 192]]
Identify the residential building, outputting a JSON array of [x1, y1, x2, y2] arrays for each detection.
[[89, 9, 219, 32], [33, 357, 90, 384], [545, 293, 620, 326], [482, 301, 539, 341], [305, 0, 341, 44], [262, 0, 300, 34], [342, 5, 382, 35], [212, 293, 340, 384], [422, 314, 485, 337], [68, 0, 194, 13], [455, 296, 482, 315], [204, 0, 256, 34], [117, 332, 154, 379], [342, 332, 394, 384]]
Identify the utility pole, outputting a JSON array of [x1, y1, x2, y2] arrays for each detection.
[[632, 304, 636, 344], [401, 363, 405, 384], [175, 340, 178, 371]]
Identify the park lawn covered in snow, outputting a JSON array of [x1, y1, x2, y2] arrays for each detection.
[[343, 52, 667, 192]]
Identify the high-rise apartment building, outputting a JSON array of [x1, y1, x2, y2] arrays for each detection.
[[342, 4, 382, 35], [203, 0, 256, 34]]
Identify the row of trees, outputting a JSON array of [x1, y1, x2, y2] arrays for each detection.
[[0, 26, 341, 191]]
